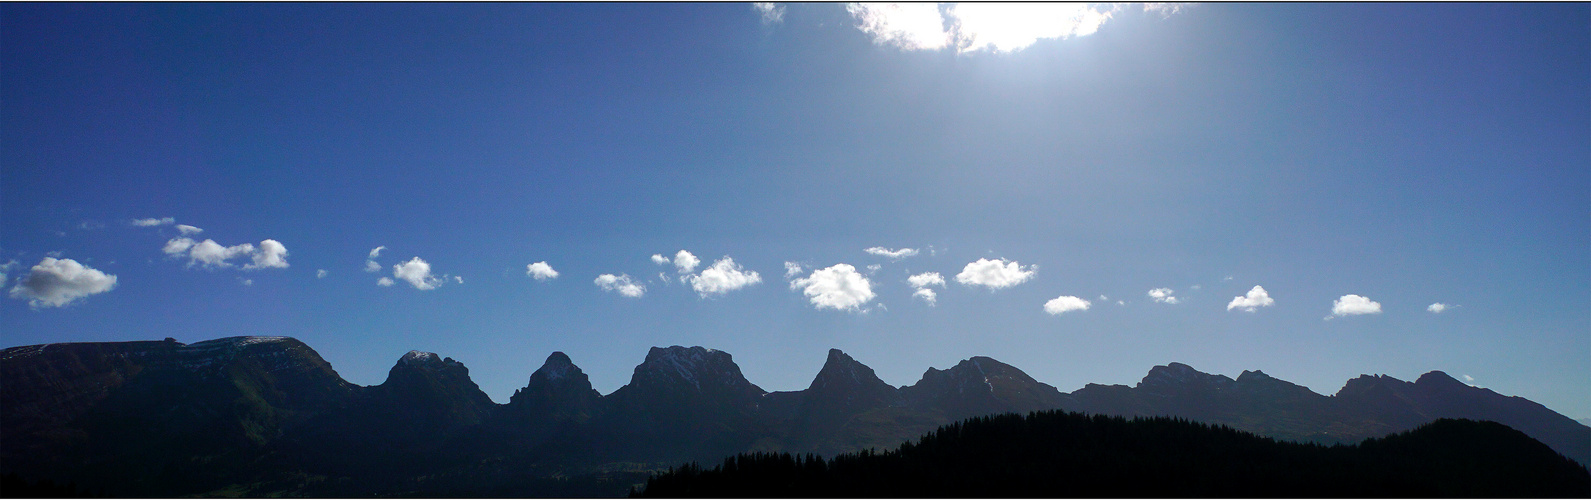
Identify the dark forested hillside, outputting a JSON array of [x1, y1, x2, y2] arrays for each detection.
[[635, 412, 1591, 498]]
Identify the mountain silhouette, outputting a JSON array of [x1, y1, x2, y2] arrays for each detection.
[[2, 336, 1586, 497]]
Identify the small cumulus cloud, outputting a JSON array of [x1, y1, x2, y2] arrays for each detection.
[[377, 277, 395, 287], [175, 224, 203, 235], [238, 278, 254, 287], [651, 254, 669, 265], [1148, 288, 1179, 304], [365, 246, 386, 273], [1044, 295, 1090, 315], [244, 239, 289, 270], [865, 263, 882, 274], [393, 257, 446, 290], [0, 259, 20, 284], [1226, 286, 1275, 312], [1328, 294, 1382, 319], [316, 269, 328, 279], [595, 273, 645, 298], [865, 246, 919, 260], [955, 258, 1035, 290], [790, 263, 875, 312], [908, 272, 945, 289], [752, 2, 785, 24], [686, 257, 762, 297], [784, 261, 804, 279], [7, 257, 117, 308], [673, 250, 700, 274], [1428, 303, 1449, 314], [908, 272, 945, 306], [527, 261, 559, 281], [130, 217, 174, 227]]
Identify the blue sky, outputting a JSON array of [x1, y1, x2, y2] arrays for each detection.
[[4, 3, 1588, 420]]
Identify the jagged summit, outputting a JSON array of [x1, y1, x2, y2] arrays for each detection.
[[399, 350, 439, 365], [808, 349, 890, 392], [1138, 362, 1236, 393], [627, 345, 759, 395], [506, 351, 599, 421]]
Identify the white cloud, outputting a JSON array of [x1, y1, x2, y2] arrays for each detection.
[[908, 272, 945, 306], [163, 237, 195, 256], [454, 276, 464, 284], [846, 3, 1127, 54], [1329, 294, 1382, 318], [1223, 275, 1234, 281], [1142, 3, 1188, 18], [377, 277, 395, 287], [847, 3, 952, 51], [393, 257, 445, 290], [686, 257, 762, 297], [365, 246, 386, 273], [244, 239, 289, 270], [175, 224, 203, 235], [1462, 374, 1474, 383], [651, 254, 670, 265], [1189, 284, 1201, 290], [7, 257, 117, 308], [908, 272, 945, 289], [865, 263, 882, 274], [790, 263, 875, 311], [954, 258, 1035, 290], [527, 261, 559, 281], [188, 239, 256, 268], [949, 3, 1116, 53], [238, 278, 254, 286], [316, 269, 328, 278], [865, 246, 919, 260], [753, 2, 786, 24], [784, 261, 804, 279], [1427, 303, 1448, 314], [1098, 294, 1109, 301], [1148, 287, 1179, 304], [131, 217, 174, 227], [595, 273, 645, 298], [1044, 295, 1090, 315], [1226, 286, 1275, 312], [673, 250, 700, 274]]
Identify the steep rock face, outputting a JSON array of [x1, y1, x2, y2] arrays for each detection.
[[805, 349, 900, 411], [902, 356, 1072, 422], [372, 350, 496, 427], [504, 351, 601, 424], [786, 349, 912, 455], [597, 346, 770, 463]]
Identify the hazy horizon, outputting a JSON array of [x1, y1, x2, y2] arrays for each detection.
[[4, 4, 1587, 421]]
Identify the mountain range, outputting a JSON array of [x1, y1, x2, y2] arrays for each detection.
[[2, 336, 1587, 497]]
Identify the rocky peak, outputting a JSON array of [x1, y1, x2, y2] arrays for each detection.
[[1138, 362, 1235, 394], [808, 349, 889, 392], [1334, 374, 1412, 399], [629, 345, 758, 395], [536, 351, 576, 381], [1414, 370, 1468, 391], [506, 351, 600, 420]]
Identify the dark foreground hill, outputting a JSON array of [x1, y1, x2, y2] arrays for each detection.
[[3, 336, 1588, 497], [636, 413, 1591, 498]]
